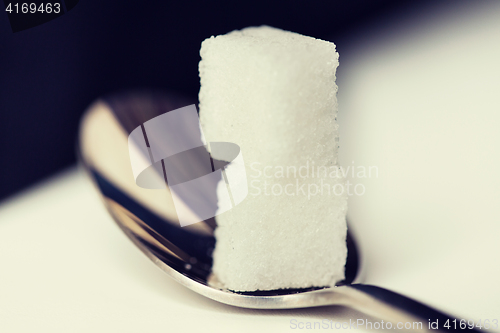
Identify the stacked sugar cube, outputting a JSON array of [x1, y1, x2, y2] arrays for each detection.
[[199, 26, 347, 291]]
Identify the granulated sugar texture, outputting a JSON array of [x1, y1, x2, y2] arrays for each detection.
[[199, 26, 347, 291]]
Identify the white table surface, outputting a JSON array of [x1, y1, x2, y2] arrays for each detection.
[[1, 2, 500, 332]]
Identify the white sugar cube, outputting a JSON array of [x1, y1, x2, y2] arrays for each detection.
[[199, 26, 347, 291]]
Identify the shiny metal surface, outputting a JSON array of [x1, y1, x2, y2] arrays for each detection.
[[78, 92, 482, 331]]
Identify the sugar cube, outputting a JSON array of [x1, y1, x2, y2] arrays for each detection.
[[199, 26, 347, 291]]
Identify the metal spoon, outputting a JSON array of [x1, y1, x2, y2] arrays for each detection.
[[78, 92, 481, 332]]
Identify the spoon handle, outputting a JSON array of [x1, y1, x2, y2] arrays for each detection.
[[343, 284, 483, 332]]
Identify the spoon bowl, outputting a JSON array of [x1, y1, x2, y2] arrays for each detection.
[[79, 92, 482, 331]]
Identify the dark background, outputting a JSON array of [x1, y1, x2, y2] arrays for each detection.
[[0, 0, 453, 201]]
